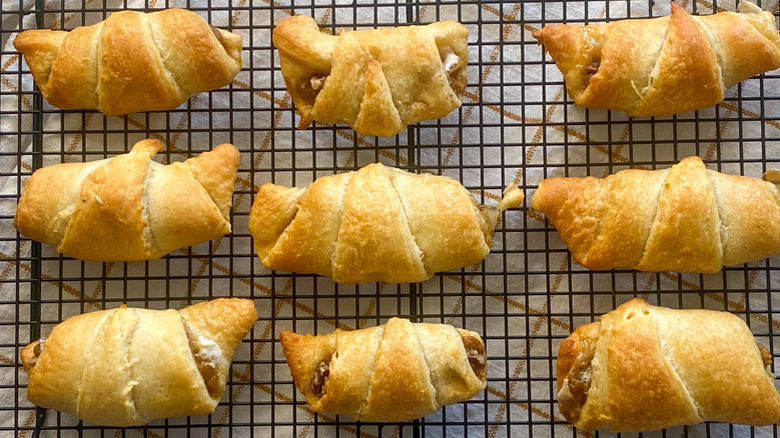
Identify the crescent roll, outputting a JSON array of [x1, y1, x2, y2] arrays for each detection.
[[531, 156, 780, 272], [558, 298, 780, 432], [15, 139, 240, 261], [249, 163, 524, 284], [20, 298, 258, 427], [273, 15, 468, 137], [280, 317, 486, 422], [533, 1, 780, 116], [13, 8, 242, 116]]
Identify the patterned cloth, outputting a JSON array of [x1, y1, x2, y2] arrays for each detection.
[[1, 0, 780, 437]]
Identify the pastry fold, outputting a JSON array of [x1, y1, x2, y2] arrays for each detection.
[[13, 8, 242, 116], [557, 298, 780, 432], [273, 15, 468, 137], [533, 1, 780, 116], [249, 162, 524, 284], [280, 317, 487, 422], [20, 298, 258, 427], [531, 156, 780, 272], [15, 139, 240, 261]]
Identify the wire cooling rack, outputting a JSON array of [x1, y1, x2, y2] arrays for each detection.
[[2, 0, 780, 437]]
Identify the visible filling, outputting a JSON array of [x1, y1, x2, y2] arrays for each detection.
[[567, 359, 593, 408], [759, 343, 773, 369], [440, 47, 466, 96], [311, 359, 330, 397], [461, 334, 487, 380], [310, 75, 326, 92], [477, 204, 500, 246], [584, 57, 601, 85], [578, 28, 603, 90], [209, 24, 226, 48], [183, 322, 223, 397], [27, 337, 46, 368], [559, 342, 596, 421], [298, 74, 329, 105]]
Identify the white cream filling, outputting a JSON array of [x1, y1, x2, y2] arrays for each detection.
[[443, 52, 462, 73], [192, 333, 228, 371], [578, 367, 592, 386], [558, 377, 574, 403], [310, 76, 326, 92]]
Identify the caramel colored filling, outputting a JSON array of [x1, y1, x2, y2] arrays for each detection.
[[584, 58, 600, 85], [27, 337, 46, 368], [183, 322, 221, 397], [311, 359, 330, 396], [567, 360, 592, 409], [461, 334, 487, 380], [298, 74, 328, 106], [33, 338, 44, 356], [560, 341, 596, 422], [209, 24, 226, 48]]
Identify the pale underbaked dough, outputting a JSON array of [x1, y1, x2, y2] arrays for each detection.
[[13, 8, 242, 116], [533, 1, 780, 116], [280, 317, 486, 422], [20, 298, 258, 427], [531, 156, 780, 272], [273, 15, 468, 137], [248, 162, 524, 284], [14, 139, 240, 261], [557, 298, 780, 432]]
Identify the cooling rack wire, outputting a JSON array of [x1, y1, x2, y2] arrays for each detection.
[[1, 0, 780, 436]]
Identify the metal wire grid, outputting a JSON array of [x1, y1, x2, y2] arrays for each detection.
[[1, 0, 780, 437]]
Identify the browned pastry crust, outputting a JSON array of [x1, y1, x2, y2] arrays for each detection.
[[557, 298, 780, 432], [532, 1, 780, 116], [20, 298, 257, 427], [14, 139, 240, 261], [531, 156, 780, 272], [272, 15, 468, 137], [280, 317, 486, 422], [248, 163, 524, 284], [13, 8, 242, 116]]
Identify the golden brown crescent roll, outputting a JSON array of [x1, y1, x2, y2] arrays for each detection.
[[15, 139, 240, 261], [281, 317, 486, 422], [13, 8, 242, 116], [272, 15, 468, 137], [20, 298, 257, 427], [558, 298, 780, 432], [249, 163, 524, 284], [533, 1, 780, 116], [531, 156, 780, 272]]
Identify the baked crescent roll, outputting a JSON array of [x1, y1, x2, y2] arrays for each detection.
[[249, 163, 524, 284], [272, 15, 468, 137], [13, 8, 242, 116], [531, 156, 780, 272], [558, 298, 780, 432], [15, 139, 240, 261], [533, 1, 780, 116], [20, 298, 258, 427], [280, 317, 486, 422]]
